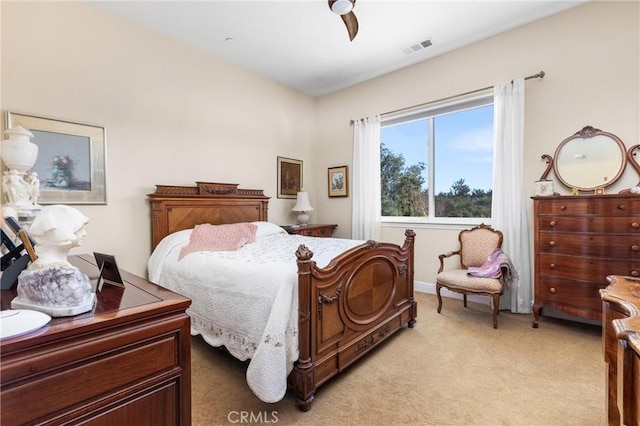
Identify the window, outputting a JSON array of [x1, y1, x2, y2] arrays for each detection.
[[380, 94, 494, 224]]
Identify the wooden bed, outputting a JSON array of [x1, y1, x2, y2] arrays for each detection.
[[148, 182, 417, 411]]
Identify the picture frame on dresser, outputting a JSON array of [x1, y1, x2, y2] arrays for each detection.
[[93, 252, 124, 290], [6, 112, 107, 204], [277, 156, 302, 199]]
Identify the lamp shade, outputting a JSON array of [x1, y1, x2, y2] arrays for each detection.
[[292, 191, 314, 212]]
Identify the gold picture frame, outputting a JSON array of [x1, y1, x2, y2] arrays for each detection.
[[277, 156, 302, 199], [328, 165, 348, 197], [6, 111, 107, 204]]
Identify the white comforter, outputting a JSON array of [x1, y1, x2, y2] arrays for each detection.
[[147, 222, 363, 403]]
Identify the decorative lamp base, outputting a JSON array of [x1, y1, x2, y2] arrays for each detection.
[[297, 212, 310, 225]]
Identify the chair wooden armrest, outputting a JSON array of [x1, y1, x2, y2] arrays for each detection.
[[437, 250, 460, 273]]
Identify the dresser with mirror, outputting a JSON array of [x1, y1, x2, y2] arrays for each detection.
[[532, 126, 640, 327]]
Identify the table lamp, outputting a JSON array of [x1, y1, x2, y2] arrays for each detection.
[[292, 191, 313, 225]]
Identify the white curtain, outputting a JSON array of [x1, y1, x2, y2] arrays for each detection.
[[352, 116, 381, 241], [492, 79, 532, 314]]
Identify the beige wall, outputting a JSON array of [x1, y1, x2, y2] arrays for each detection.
[[315, 0, 639, 285], [1, 2, 317, 275], [1, 1, 638, 286]]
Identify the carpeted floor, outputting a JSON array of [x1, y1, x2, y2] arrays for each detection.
[[191, 292, 605, 425]]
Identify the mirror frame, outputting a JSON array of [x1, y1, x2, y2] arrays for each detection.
[[546, 126, 627, 192]]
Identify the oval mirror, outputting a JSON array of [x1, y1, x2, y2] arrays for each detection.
[[553, 126, 627, 191]]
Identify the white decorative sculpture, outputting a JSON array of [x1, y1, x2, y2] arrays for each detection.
[[1, 125, 42, 223], [11, 205, 94, 316]]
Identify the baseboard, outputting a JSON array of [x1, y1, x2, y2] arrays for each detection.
[[414, 280, 489, 306]]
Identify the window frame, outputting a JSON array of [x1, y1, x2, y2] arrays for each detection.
[[380, 91, 494, 227]]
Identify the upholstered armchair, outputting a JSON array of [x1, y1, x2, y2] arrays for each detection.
[[435, 223, 506, 328]]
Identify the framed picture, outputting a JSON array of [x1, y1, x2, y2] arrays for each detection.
[[328, 165, 348, 197], [6, 112, 107, 204], [93, 252, 124, 290], [277, 156, 302, 199]]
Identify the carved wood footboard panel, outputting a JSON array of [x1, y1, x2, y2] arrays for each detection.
[[291, 230, 417, 411]]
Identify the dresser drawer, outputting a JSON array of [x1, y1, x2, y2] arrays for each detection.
[[539, 233, 640, 259], [538, 253, 640, 281], [282, 224, 337, 238], [537, 200, 591, 215], [1, 317, 185, 426], [314, 227, 335, 237], [591, 198, 640, 215], [537, 198, 640, 215], [537, 277, 606, 310], [538, 216, 640, 233]]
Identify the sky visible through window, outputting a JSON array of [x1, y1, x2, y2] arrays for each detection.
[[381, 105, 494, 194]]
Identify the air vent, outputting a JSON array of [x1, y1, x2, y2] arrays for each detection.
[[401, 38, 433, 55]]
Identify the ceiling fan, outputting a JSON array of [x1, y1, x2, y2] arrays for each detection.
[[328, 0, 359, 41]]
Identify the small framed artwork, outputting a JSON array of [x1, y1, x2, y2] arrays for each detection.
[[277, 156, 302, 199], [328, 165, 348, 197], [595, 187, 605, 195], [6, 111, 107, 204], [534, 180, 554, 196]]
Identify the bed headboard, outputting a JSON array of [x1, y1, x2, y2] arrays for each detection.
[[147, 182, 270, 249]]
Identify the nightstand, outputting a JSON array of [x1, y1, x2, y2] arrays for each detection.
[[281, 224, 337, 237]]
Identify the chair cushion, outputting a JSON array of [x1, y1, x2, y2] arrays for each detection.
[[436, 269, 503, 293]]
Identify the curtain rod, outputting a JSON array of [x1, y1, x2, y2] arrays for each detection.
[[350, 70, 545, 125]]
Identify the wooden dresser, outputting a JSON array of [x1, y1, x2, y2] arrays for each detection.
[[0, 254, 192, 426], [532, 194, 640, 327], [600, 275, 640, 426], [281, 223, 337, 237]]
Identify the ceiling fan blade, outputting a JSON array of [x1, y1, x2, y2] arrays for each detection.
[[328, 0, 358, 41], [341, 11, 359, 41]]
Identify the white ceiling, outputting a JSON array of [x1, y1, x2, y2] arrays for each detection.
[[89, 0, 584, 97]]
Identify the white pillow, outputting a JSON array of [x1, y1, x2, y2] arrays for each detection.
[[252, 221, 287, 238]]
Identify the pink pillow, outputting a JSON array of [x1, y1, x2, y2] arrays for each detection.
[[179, 222, 257, 260]]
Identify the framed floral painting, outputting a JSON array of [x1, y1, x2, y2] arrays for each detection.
[[6, 112, 107, 204]]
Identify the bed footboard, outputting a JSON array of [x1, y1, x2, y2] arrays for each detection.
[[290, 229, 417, 411]]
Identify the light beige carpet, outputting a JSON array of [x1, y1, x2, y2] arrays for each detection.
[[191, 292, 605, 425]]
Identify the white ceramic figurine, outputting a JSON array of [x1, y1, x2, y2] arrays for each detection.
[[12, 205, 94, 316]]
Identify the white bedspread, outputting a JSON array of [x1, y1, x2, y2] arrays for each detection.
[[147, 222, 363, 403]]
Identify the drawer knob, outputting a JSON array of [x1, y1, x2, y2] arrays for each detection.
[[548, 240, 556, 247], [549, 220, 556, 227], [632, 222, 640, 229], [549, 287, 557, 294], [632, 245, 639, 252], [549, 263, 556, 269], [618, 204, 626, 210], [560, 206, 567, 211], [631, 271, 639, 277]]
